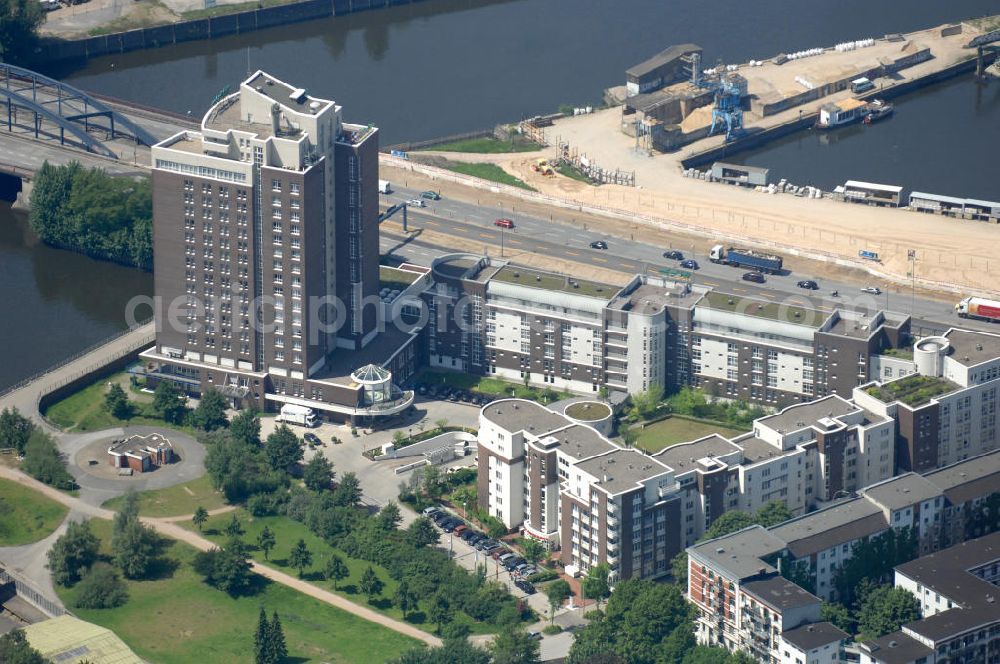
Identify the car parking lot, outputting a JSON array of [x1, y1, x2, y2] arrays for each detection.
[[415, 382, 502, 407], [422, 506, 549, 612]]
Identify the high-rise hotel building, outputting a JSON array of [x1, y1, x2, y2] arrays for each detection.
[[140, 71, 418, 420]]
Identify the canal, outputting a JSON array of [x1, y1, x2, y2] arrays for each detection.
[[5, 0, 997, 391]]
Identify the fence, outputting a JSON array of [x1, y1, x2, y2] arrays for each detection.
[[555, 138, 635, 186], [378, 154, 1000, 298], [0, 567, 67, 618]]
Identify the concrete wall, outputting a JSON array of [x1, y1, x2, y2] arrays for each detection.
[[33, 0, 431, 64]]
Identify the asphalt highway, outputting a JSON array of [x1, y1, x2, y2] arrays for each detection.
[[380, 185, 996, 336]]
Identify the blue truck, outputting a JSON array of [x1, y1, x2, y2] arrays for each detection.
[[709, 244, 783, 274]]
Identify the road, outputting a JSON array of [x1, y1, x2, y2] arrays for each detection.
[[380, 184, 996, 336]]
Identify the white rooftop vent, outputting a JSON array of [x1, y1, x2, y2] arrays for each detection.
[[309, 101, 321, 111], [289, 88, 308, 103]]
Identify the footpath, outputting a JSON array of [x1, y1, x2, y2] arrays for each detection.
[[0, 464, 441, 647]]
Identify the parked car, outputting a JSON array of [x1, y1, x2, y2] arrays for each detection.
[[406, 198, 426, 208], [680, 259, 699, 270], [494, 217, 514, 229], [590, 240, 608, 250], [304, 432, 321, 445], [515, 580, 537, 595], [421, 190, 441, 200], [797, 280, 819, 290], [742, 271, 766, 284], [861, 286, 882, 295], [526, 631, 542, 641], [441, 520, 459, 533], [422, 506, 440, 517], [663, 250, 684, 260], [493, 548, 511, 561], [504, 557, 526, 571], [453, 524, 468, 536]]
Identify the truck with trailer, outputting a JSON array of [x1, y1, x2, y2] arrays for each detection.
[[709, 244, 783, 274], [277, 404, 318, 427], [956, 297, 1000, 322]]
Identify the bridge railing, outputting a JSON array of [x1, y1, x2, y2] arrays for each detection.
[[0, 319, 154, 402], [0, 566, 67, 618]]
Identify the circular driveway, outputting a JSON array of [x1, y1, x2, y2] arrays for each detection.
[[61, 425, 207, 507]]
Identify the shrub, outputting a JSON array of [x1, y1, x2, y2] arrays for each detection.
[[74, 564, 129, 609], [247, 490, 288, 517], [21, 431, 76, 490], [542, 624, 562, 635], [527, 569, 559, 584]]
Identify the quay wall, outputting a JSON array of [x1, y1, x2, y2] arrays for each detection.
[[34, 0, 429, 64]]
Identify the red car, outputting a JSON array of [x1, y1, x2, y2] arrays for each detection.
[[494, 218, 514, 229]]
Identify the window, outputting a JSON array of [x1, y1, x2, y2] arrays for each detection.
[[271, 179, 282, 192]]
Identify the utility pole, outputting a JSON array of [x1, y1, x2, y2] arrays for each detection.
[[908, 249, 917, 315]]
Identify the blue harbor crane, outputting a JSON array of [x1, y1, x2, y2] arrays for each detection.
[[707, 75, 744, 142]]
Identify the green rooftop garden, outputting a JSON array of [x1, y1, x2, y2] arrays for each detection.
[[880, 347, 914, 360], [492, 265, 615, 299], [702, 291, 821, 325], [865, 374, 956, 407], [564, 401, 611, 421], [379, 265, 420, 292]]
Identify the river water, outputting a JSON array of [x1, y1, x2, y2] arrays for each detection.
[[4, 0, 997, 391]]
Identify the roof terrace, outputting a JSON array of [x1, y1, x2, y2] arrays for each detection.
[[491, 265, 616, 299], [864, 374, 958, 407], [701, 291, 823, 326]]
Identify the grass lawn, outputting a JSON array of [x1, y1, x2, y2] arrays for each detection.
[[184, 509, 494, 635], [416, 370, 571, 403], [103, 475, 226, 518], [43, 372, 196, 435], [635, 417, 744, 454], [56, 519, 419, 664], [439, 161, 537, 191], [556, 162, 596, 184], [421, 136, 542, 154], [0, 477, 68, 546]]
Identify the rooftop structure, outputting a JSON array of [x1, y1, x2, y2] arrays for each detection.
[[699, 291, 823, 326], [490, 264, 616, 299], [22, 615, 143, 664]]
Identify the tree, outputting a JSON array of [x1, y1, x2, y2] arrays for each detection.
[[857, 585, 921, 640], [376, 502, 402, 531], [394, 579, 418, 619], [568, 579, 695, 664], [581, 563, 611, 607], [225, 513, 245, 538], [104, 383, 132, 420], [407, 517, 440, 548], [0, 0, 45, 65], [112, 519, 157, 579], [671, 552, 689, 586], [257, 526, 276, 561], [333, 472, 362, 507], [0, 407, 35, 455], [619, 425, 639, 449], [192, 506, 209, 532], [390, 640, 490, 664], [152, 380, 187, 424], [520, 539, 546, 566], [289, 539, 313, 578], [700, 511, 758, 541], [421, 465, 444, 500], [821, 601, 855, 634], [193, 538, 253, 596], [192, 387, 229, 431], [545, 579, 572, 623], [303, 452, 334, 492], [629, 384, 664, 419], [47, 519, 100, 586], [230, 409, 262, 446], [254, 607, 270, 664], [21, 430, 76, 490], [0, 630, 47, 664], [265, 425, 304, 472], [434, 418, 448, 431], [756, 500, 794, 527], [428, 593, 453, 634], [833, 527, 918, 607], [74, 564, 129, 609], [324, 555, 349, 589], [266, 612, 288, 664], [393, 430, 407, 447], [488, 626, 541, 664], [359, 565, 384, 602]]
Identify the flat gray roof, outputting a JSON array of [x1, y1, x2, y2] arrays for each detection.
[[545, 424, 618, 461], [574, 449, 672, 495], [757, 395, 857, 435], [688, 526, 787, 580], [769, 498, 886, 558], [627, 44, 701, 79], [944, 328, 1000, 368], [737, 435, 787, 464], [924, 450, 1000, 505], [861, 473, 942, 512], [653, 434, 742, 473], [782, 622, 849, 652], [480, 400, 570, 438], [861, 632, 934, 664], [743, 575, 820, 611], [713, 161, 769, 176]]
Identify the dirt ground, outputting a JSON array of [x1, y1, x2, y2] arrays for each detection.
[[380, 163, 957, 304]]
